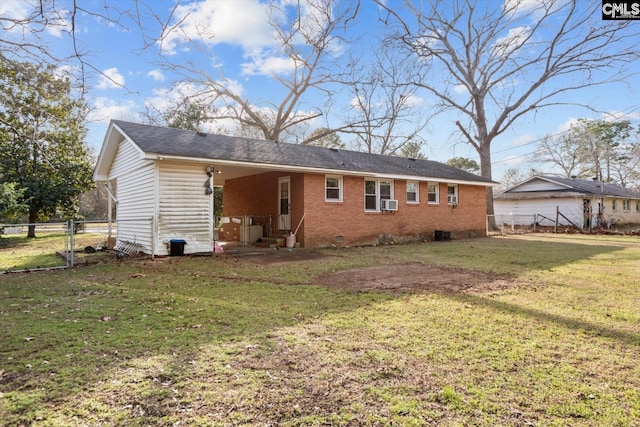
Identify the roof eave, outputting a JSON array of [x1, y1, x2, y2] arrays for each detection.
[[144, 153, 496, 186]]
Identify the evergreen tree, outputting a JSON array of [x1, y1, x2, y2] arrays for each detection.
[[0, 55, 94, 237]]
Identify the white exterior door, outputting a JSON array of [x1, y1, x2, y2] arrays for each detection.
[[278, 177, 291, 230]]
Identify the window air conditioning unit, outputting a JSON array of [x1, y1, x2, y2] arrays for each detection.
[[448, 195, 458, 205], [381, 199, 398, 211]]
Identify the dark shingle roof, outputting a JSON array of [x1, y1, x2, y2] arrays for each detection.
[[543, 176, 640, 198], [112, 120, 493, 184], [501, 175, 640, 198]]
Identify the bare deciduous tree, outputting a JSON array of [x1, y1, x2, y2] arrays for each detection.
[[535, 134, 584, 179], [536, 119, 640, 187], [341, 47, 430, 155], [142, 97, 212, 132], [499, 167, 537, 191], [155, 0, 357, 144], [0, 0, 141, 92], [374, 0, 640, 219]]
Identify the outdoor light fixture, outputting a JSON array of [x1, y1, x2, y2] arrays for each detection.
[[204, 167, 215, 194]]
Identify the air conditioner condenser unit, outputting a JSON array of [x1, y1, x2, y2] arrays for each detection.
[[381, 199, 398, 211]]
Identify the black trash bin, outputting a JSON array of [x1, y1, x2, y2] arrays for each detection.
[[169, 239, 186, 256], [434, 230, 451, 241]]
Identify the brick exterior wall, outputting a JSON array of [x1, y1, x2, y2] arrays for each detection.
[[220, 171, 305, 242], [222, 171, 488, 247]]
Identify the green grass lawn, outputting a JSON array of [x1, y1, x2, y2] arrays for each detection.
[[1, 234, 639, 426], [0, 231, 111, 272]]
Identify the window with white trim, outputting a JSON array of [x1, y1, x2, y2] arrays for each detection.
[[622, 199, 630, 211], [427, 182, 439, 204], [365, 179, 393, 211], [406, 181, 419, 203], [447, 184, 458, 205], [612, 199, 617, 212], [637, 200, 640, 212], [325, 175, 343, 201]]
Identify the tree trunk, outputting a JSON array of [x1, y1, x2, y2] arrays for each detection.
[[27, 211, 37, 238], [478, 145, 497, 230]]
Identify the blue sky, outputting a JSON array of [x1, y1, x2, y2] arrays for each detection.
[[2, 0, 639, 181]]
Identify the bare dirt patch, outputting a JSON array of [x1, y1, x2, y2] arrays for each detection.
[[229, 248, 338, 265], [316, 264, 519, 294]]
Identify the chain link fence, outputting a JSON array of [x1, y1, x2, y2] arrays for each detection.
[[69, 218, 154, 266], [0, 218, 154, 273]]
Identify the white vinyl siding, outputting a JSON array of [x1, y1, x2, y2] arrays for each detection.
[[158, 162, 214, 254], [109, 139, 155, 253], [511, 180, 567, 192], [107, 140, 214, 256], [494, 198, 583, 226]]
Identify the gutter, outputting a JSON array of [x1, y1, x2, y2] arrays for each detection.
[[145, 153, 497, 187]]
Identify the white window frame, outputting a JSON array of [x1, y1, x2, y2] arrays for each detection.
[[612, 199, 617, 212], [622, 199, 630, 211], [427, 182, 439, 204], [406, 181, 419, 204], [365, 179, 394, 211], [325, 175, 343, 202], [447, 184, 458, 205]]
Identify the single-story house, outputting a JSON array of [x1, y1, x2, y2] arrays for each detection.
[[94, 120, 496, 255], [494, 175, 640, 229]]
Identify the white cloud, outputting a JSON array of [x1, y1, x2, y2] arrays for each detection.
[[453, 84, 468, 95], [160, 0, 275, 55], [241, 54, 295, 76], [97, 68, 125, 89], [222, 79, 246, 99], [602, 110, 640, 122], [44, 11, 71, 38], [143, 78, 248, 126], [159, 0, 342, 77], [403, 94, 424, 108], [145, 81, 203, 112], [493, 26, 530, 58], [88, 98, 139, 123], [0, 0, 33, 20], [147, 69, 165, 82], [503, 0, 568, 20], [500, 154, 529, 167], [511, 133, 536, 147], [556, 117, 580, 133], [0, 0, 69, 38]]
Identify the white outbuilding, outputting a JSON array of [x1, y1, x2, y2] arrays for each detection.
[[494, 175, 640, 229]]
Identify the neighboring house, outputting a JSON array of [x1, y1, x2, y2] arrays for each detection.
[[94, 120, 496, 255], [494, 175, 640, 229]]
